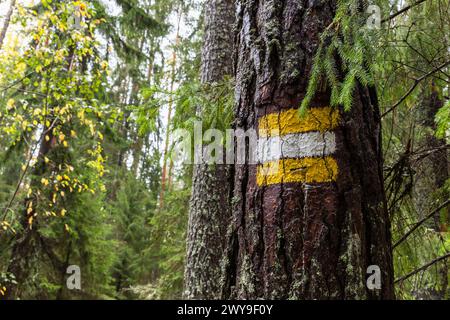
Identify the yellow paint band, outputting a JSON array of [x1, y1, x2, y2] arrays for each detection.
[[256, 157, 339, 186], [259, 107, 340, 137]]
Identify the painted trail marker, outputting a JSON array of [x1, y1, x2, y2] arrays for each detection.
[[256, 106, 340, 186]]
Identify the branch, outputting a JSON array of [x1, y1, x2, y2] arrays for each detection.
[[0, 0, 16, 51], [393, 199, 450, 249], [382, 0, 427, 24], [382, 61, 450, 118], [0, 117, 59, 221], [395, 252, 450, 284]]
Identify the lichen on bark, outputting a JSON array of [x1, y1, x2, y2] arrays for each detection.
[[220, 0, 395, 300], [184, 0, 235, 300]]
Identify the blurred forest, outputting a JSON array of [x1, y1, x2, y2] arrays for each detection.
[[0, 0, 448, 300]]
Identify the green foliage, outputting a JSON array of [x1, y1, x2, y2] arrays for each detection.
[[301, 0, 450, 300], [435, 100, 450, 139], [0, 0, 121, 299], [130, 187, 190, 300], [172, 76, 234, 142], [107, 173, 156, 297], [0, 0, 447, 301], [378, 0, 450, 300], [301, 0, 376, 113]]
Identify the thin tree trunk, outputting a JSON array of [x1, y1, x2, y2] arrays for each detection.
[[131, 40, 156, 177], [159, 10, 182, 209], [0, 0, 16, 51], [6, 115, 57, 299], [5, 36, 76, 300], [221, 0, 395, 300], [183, 0, 235, 299]]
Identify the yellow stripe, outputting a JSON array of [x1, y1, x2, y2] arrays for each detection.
[[257, 157, 338, 186], [259, 107, 340, 137]]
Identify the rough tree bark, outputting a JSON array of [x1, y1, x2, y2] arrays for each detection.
[[184, 0, 235, 299], [221, 0, 395, 299]]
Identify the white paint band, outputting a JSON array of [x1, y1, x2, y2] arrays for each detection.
[[257, 131, 337, 163]]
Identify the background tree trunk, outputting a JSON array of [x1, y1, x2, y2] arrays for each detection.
[[0, 0, 16, 51], [413, 83, 449, 299], [6, 121, 56, 299], [183, 0, 235, 299], [422, 85, 449, 231], [221, 0, 395, 300]]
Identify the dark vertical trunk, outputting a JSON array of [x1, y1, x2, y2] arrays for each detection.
[[184, 0, 235, 299], [221, 0, 394, 300], [418, 84, 449, 299], [422, 85, 449, 231]]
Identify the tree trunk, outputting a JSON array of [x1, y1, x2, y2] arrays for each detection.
[[159, 11, 182, 209], [0, 0, 16, 51], [221, 0, 395, 300], [422, 84, 449, 231], [416, 83, 449, 299], [5, 122, 56, 299], [184, 0, 235, 299]]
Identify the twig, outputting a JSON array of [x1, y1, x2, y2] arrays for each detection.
[[395, 252, 450, 284], [393, 199, 450, 249], [382, 0, 428, 24], [0, 117, 59, 221], [382, 60, 450, 118]]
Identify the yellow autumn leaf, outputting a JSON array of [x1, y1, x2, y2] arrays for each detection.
[[6, 99, 15, 111]]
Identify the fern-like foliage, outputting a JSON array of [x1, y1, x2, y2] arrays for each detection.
[[301, 0, 379, 114]]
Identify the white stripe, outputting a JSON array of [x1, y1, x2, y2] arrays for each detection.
[[257, 131, 337, 163]]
